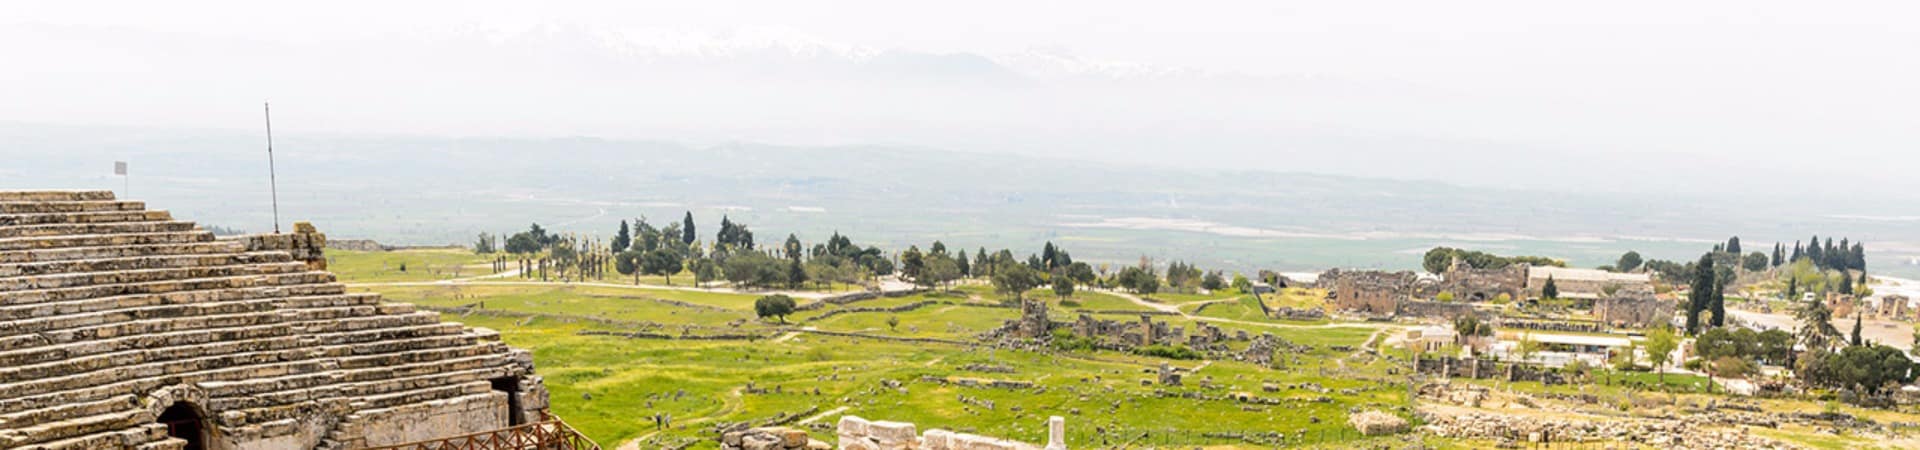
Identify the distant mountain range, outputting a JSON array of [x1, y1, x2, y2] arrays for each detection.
[[7, 122, 1919, 277]]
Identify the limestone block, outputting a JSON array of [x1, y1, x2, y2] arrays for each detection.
[[744, 434, 784, 450], [921, 429, 954, 450], [866, 421, 917, 445], [771, 427, 810, 448], [807, 439, 833, 450], [838, 415, 871, 437], [841, 437, 879, 450]]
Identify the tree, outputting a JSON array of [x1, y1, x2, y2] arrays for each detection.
[[1851, 313, 1864, 347], [641, 249, 683, 285], [1423, 247, 1456, 274], [474, 232, 496, 254], [614, 250, 642, 278], [1839, 271, 1855, 295], [783, 234, 803, 261], [754, 295, 796, 323], [1201, 271, 1226, 291], [991, 264, 1044, 300], [919, 255, 960, 289], [1645, 327, 1680, 383], [956, 250, 971, 277], [1709, 277, 1726, 328], [1772, 243, 1786, 267], [1686, 253, 1715, 335], [1231, 273, 1253, 293], [612, 220, 631, 253], [1726, 236, 1741, 254], [1053, 271, 1076, 300], [505, 226, 544, 254], [1515, 332, 1541, 363], [787, 259, 808, 289], [1066, 262, 1096, 286], [900, 246, 925, 280], [1541, 275, 1559, 300], [1806, 345, 1917, 395], [1616, 251, 1643, 273], [1742, 252, 1769, 272], [886, 315, 901, 332], [691, 258, 718, 287], [1787, 277, 1799, 299], [681, 212, 697, 245], [1797, 294, 1840, 351]]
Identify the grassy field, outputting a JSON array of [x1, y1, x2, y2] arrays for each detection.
[[328, 249, 1916, 449], [327, 248, 496, 282]]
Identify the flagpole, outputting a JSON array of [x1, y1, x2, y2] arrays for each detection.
[[265, 102, 281, 234]]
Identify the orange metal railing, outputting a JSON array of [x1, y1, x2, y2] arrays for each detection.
[[361, 417, 601, 450]]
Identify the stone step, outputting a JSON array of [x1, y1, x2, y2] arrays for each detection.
[[0, 351, 330, 416], [277, 292, 384, 309], [0, 321, 297, 369], [0, 298, 277, 340], [13, 425, 167, 450], [0, 284, 347, 323], [0, 210, 170, 227], [0, 191, 115, 202], [0, 261, 312, 291], [319, 333, 488, 359], [0, 241, 244, 264], [0, 394, 137, 431], [0, 405, 147, 448], [0, 251, 293, 279], [288, 302, 417, 322], [0, 230, 214, 252], [330, 344, 496, 371], [292, 311, 441, 334], [0, 316, 302, 374], [0, 200, 146, 215], [303, 323, 471, 349], [1, 271, 337, 306], [347, 381, 494, 412], [0, 220, 198, 239]]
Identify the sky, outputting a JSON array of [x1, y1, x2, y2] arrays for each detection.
[[4, 1, 1918, 196]]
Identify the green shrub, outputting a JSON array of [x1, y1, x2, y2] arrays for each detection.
[[1133, 344, 1203, 360]]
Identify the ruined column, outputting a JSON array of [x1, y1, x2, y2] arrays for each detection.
[[1045, 416, 1067, 450]]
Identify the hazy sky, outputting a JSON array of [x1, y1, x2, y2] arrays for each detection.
[[5, 1, 1918, 195]]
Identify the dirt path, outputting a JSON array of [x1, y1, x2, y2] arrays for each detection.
[[1095, 288, 1385, 332], [344, 278, 909, 300], [797, 406, 850, 425]]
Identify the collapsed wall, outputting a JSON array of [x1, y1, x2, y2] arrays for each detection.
[[0, 191, 552, 450]]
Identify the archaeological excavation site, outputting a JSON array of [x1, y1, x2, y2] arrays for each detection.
[[0, 191, 591, 450]]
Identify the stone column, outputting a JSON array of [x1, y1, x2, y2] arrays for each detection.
[[1045, 416, 1067, 450]]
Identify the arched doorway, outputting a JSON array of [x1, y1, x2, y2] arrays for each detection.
[[158, 402, 208, 450]]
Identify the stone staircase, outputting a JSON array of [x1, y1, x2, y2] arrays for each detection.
[[0, 191, 543, 450]]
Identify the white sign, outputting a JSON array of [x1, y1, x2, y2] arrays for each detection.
[[113, 161, 127, 175]]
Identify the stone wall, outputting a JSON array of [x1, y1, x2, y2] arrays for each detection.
[[1593, 293, 1674, 329], [835, 415, 1063, 450], [1439, 259, 1527, 302]]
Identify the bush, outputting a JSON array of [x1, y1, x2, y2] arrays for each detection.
[[1050, 328, 1095, 352], [1133, 344, 1203, 360]]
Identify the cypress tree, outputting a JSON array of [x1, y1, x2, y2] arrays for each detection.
[[1726, 236, 1741, 254], [1686, 253, 1715, 335], [1808, 236, 1824, 268], [681, 212, 697, 245], [612, 220, 631, 253], [1839, 271, 1854, 295], [1792, 241, 1803, 262], [1542, 275, 1559, 300], [1709, 278, 1726, 328], [1851, 313, 1864, 347]]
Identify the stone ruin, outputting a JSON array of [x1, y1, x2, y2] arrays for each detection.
[[1060, 313, 1239, 352], [722, 426, 831, 450], [1320, 269, 1418, 316], [1437, 257, 1527, 303], [0, 191, 568, 449], [1593, 290, 1675, 329], [834, 415, 1065, 450]]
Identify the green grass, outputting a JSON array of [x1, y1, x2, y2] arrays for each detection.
[[385, 278, 1413, 448], [328, 248, 496, 283]]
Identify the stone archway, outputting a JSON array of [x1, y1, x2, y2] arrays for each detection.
[[158, 401, 209, 450]]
